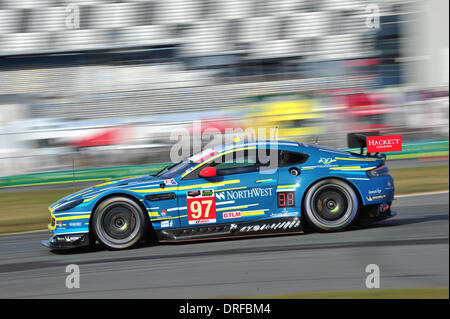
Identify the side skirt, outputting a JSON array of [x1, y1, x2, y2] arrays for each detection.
[[155, 217, 302, 242]]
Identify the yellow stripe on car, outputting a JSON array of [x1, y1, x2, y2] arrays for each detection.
[[129, 179, 240, 193], [83, 193, 105, 203], [151, 214, 188, 221], [93, 181, 116, 187], [329, 166, 375, 171], [217, 205, 250, 212], [54, 214, 91, 221], [277, 184, 300, 188], [335, 157, 378, 162], [216, 186, 247, 192], [148, 212, 159, 217], [241, 211, 266, 216], [256, 179, 274, 183]]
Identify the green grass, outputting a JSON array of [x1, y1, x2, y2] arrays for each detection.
[[391, 165, 448, 195], [0, 165, 448, 235], [0, 188, 83, 234], [231, 287, 449, 299]]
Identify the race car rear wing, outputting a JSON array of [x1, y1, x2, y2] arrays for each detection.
[[347, 132, 386, 160]]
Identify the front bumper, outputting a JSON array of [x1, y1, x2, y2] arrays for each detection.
[[41, 233, 90, 250]]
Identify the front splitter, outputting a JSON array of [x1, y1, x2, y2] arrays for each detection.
[[41, 233, 90, 250]]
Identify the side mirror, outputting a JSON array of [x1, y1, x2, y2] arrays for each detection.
[[199, 167, 217, 178]]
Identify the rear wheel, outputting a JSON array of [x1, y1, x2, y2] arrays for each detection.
[[304, 179, 359, 232], [92, 196, 146, 250]]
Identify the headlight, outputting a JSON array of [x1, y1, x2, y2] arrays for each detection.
[[367, 165, 390, 178], [54, 199, 84, 212]]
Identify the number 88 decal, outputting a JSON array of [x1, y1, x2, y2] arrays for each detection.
[[277, 191, 295, 208]]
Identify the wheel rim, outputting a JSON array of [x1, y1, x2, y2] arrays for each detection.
[[310, 183, 354, 228], [313, 188, 348, 221], [100, 204, 140, 244]]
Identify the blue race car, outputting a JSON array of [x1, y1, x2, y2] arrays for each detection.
[[42, 140, 396, 250]]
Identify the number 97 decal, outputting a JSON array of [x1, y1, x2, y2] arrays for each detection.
[[187, 189, 216, 225]]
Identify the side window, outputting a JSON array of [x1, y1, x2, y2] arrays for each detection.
[[183, 148, 306, 179], [183, 166, 202, 180], [183, 149, 260, 180], [278, 150, 308, 167], [213, 149, 259, 176]]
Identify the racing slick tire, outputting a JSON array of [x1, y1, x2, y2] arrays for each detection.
[[92, 196, 146, 250], [304, 179, 359, 232]]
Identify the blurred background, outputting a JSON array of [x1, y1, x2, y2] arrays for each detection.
[[0, 0, 448, 187]]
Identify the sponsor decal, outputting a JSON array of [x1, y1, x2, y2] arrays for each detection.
[[318, 157, 337, 165], [69, 222, 82, 227], [367, 135, 402, 153], [161, 220, 173, 228], [270, 208, 299, 218], [302, 158, 338, 169], [379, 202, 390, 212], [223, 211, 242, 219], [187, 189, 216, 225], [201, 189, 214, 196], [368, 188, 382, 194], [64, 235, 83, 242], [215, 188, 273, 201], [366, 194, 387, 201], [187, 190, 201, 197], [239, 219, 301, 232], [164, 178, 177, 185], [216, 192, 226, 200]]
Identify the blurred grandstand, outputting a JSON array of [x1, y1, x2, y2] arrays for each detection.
[[0, 0, 448, 178]]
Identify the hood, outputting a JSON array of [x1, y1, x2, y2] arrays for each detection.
[[49, 174, 166, 210]]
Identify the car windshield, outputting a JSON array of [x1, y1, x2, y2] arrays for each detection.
[[156, 161, 196, 179], [155, 148, 221, 179]]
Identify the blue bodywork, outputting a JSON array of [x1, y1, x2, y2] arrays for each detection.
[[44, 140, 395, 248]]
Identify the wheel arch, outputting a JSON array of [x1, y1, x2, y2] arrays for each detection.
[[300, 175, 364, 218], [88, 192, 155, 243]]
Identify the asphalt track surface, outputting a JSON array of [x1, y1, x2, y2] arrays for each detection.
[[0, 193, 448, 298]]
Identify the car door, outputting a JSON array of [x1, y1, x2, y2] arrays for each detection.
[[177, 147, 278, 228], [273, 150, 308, 218]]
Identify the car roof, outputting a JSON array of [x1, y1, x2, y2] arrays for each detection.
[[217, 140, 303, 152], [188, 140, 349, 164], [218, 140, 352, 156]]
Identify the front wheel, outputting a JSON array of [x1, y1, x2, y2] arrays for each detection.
[[92, 196, 146, 249], [304, 179, 359, 232]]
